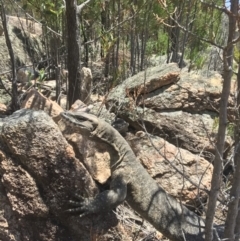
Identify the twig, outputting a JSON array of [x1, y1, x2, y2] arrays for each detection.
[[156, 0, 224, 50], [84, 3, 145, 45], [77, 0, 93, 15], [139, 119, 210, 194]]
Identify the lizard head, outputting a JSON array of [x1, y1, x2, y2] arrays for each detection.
[[60, 111, 99, 134]]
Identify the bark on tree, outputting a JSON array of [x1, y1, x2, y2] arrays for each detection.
[[0, 0, 19, 111], [234, 62, 240, 237], [66, 0, 80, 109], [205, 1, 238, 240], [224, 19, 240, 241], [65, 0, 93, 109], [169, 5, 183, 65], [130, 6, 136, 75]]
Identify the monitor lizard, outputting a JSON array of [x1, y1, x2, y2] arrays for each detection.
[[61, 111, 213, 241]]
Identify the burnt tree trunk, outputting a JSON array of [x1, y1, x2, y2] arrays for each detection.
[[66, 0, 81, 108], [0, 1, 19, 111]]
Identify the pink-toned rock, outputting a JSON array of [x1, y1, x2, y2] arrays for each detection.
[[70, 99, 93, 113], [0, 155, 48, 217], [80, 67, 92, 104], [127, 132, 213, 208], [141, 71, 226, 114], [21, 89, 63, 121], [127, 63, 180, 96], [0, 103, 7, 115], [121, 108, 218, 160], [108, 63, 180, 101], [106, 68, 234, 161], [63, 133, 111, 184], [0, 109, 130, 241]]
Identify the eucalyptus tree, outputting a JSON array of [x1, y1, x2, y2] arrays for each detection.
[[204, 1, 239, 240], [157, 0, 240, 240], [223, 4, 240, 240]]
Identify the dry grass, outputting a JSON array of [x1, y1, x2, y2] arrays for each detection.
[[114, 204, 168, 241]]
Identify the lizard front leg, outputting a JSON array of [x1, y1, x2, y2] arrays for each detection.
[[66, 174, 127, 218]]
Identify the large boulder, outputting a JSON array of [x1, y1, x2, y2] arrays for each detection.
[[108, 63, 180, 103], [20, 89, 63, 122], [141, 71, 226, 114], [61, 101, 212, 211], [0, 109, 128, 241], [0, 16, 43, 73], [0, 103, 7, 116], [107, 64, 234, 160], [119, 107, 217, 160], [0, 79, 11, 105], [126, 132, 212, 209]]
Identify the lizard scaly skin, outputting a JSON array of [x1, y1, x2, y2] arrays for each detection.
[[61, 111, 209, 241]]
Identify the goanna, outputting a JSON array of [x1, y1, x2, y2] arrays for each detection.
[[61, 111, 208, 241]]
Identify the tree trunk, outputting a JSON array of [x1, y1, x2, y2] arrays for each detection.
[[130, 6, 136, 75], [0, 1, 19, 111], [115, 0, 121, 73], [205, 1, 238, 240], [81, 16, 89, 67], [65, 0, 81, 109], [224, 7, 240, 237], [234, 64, 240, 240]]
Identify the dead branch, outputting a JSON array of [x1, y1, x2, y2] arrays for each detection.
[[77, 0, 93, 15], [84, 2, 147, 46]]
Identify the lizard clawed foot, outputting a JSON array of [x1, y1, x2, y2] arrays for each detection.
[[65, 194, 92, 218]]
